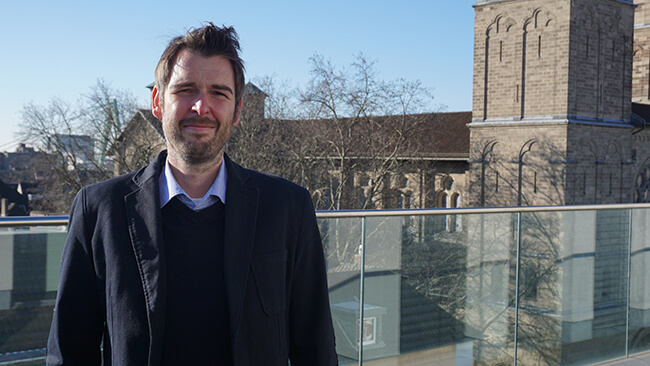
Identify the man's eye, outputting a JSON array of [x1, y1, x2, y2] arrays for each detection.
[[173, 88, 193, 94]]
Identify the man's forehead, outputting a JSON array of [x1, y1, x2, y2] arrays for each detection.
[[169, 51, 234, 84]]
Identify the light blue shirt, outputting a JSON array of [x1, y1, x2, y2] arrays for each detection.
[[159, 157, 227, 211]]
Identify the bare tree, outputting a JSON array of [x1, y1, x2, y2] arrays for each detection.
[[17, 79, 141, 211], [294, 53, 437, 210]]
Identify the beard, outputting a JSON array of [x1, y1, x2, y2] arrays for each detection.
[[164, 115, 233, 167]]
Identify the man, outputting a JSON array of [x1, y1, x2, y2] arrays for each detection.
[[47, 23, 337, 365]]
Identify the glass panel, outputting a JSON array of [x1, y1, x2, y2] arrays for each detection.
[[630, 208, 650, 355], [357, 212, 516, 365], [516, 210, 564, 365], [0, 225, 66, 364], [398, 213, 481, 365], [319, 217, 362, 365], [465, 212, 517, 366], [359, 216, 402, 362], [518, 210, 629, 365]]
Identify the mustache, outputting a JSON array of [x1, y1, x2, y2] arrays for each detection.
[[179, 116, 219, 128]]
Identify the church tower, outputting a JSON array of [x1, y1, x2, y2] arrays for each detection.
[[468, 0, 636, 207]]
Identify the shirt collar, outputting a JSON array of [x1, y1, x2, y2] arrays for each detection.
[[159, 156, 227, 208]]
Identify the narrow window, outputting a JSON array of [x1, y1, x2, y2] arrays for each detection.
[[496, 171, 500, 192], [500, 41, 503, 62], [534, 171, 538, 193], [538, 35, 542, 58], [516, 84, 520, 102], [609, 172, 613, 195]]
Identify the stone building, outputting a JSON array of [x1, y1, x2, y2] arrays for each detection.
[[464, 1, 650, 364], [468, 0, 640, 208]]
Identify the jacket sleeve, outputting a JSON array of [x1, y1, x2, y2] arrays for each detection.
[[288, 189, 338, 365], [47, 188, 105, 365]]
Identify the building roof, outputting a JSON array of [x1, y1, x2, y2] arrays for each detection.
[[279, 111, 471, 160], [117, 109, 164, 142], [245, 83, 267, 96], [401, 111, 471, 159]]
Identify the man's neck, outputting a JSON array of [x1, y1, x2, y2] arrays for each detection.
[[167, 152, 223, 199]]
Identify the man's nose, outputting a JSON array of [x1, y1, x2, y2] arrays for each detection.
[[192, 94, 211, 117]]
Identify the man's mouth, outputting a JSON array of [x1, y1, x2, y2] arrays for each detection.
[[180, 117, 218, 133], [183, 125, 215, 133]]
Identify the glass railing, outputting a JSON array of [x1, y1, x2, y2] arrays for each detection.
[[0, 216, 67, 365], [2, 206, 650, 365]]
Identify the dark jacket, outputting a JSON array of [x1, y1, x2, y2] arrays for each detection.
[[46, 151, 337, 365]]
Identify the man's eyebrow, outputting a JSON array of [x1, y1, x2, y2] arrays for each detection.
[[211, 84, 234, 95], [170, 81, 197, 89]]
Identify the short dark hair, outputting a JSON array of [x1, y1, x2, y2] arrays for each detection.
[[155, 23, 245, 105]]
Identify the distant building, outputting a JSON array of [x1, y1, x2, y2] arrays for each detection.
[[0, 144, 53, 215], [111, 109, 165, 176], [51, 134, 95, 169]]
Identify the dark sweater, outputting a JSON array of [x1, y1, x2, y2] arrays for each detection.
[[160, 198, 232, 365]]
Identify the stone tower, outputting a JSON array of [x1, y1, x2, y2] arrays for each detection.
[[468, 0, 636, 207]]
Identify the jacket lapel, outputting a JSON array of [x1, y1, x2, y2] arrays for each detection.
[[223, 155, 259, 347], [125, 152, 167, 366]]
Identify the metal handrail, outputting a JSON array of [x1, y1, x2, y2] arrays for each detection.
[[316, 202, 650, 218], [0, 215, 68, 227], [3, 203, 650, 225]]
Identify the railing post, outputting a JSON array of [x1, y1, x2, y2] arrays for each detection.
[[626, 208, 633, 358], [358, 217, 367, 365], [513, 212, 522, 366]]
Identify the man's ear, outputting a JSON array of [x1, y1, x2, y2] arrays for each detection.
[[152, 86, 163, 119], [233, 99, 242, 127]]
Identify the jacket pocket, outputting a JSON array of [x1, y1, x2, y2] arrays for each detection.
[[251, 250, 288, 316]]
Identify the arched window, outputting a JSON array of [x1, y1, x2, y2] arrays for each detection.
[[438, 192, 448, 208]]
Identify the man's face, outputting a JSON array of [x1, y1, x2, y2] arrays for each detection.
[[152, 50, 240, 167]]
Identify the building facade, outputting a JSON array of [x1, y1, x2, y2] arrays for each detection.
[[469, 0, 639, 208]]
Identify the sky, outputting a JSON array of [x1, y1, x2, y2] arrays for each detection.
[[0, 0, 477, 152]]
